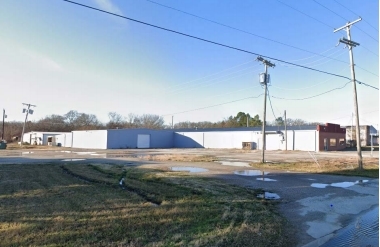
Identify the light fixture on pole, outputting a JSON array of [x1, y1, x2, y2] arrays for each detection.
[[20, 103, 36, 146]]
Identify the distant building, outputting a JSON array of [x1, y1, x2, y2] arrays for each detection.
[[22, 131, 70, 146], [343, 125, 378, 146], [52, 123, 347, 152]]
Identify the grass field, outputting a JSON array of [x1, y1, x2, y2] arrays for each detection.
[[0, 163, 294, 247], [250, 157, 379, 178]]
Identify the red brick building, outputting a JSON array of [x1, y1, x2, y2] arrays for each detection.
[[317, 123, 346, 151]]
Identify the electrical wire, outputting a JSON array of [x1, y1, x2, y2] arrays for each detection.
[[166, 64, 261, 95], [356, 81, 379, 90], [271, 80, 351, 100], [165, 59, 254, 91], [145, 0, 351, 64], [275, 0, 334, 29], [61, 0, 368, 81], [162, 94, 263, 116], [313, 0, 378, 42], [332, 0, 378, 32], [276, 0, 379, 70], [271, 66, 347, 90], [266, 88, 278, 120], [278, 49, 347, 68]]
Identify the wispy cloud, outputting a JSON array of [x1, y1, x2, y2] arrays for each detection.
[[92, 0, 123, 15], [20, 49, 64, 72]]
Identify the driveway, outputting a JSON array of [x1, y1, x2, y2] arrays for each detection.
[[0, 148, 378, 246]]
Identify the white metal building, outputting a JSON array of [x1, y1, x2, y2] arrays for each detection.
[[64, 126, 319, 151], [22, 131, 70, 145]]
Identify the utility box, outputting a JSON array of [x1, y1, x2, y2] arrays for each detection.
[[242, 142, 256, 150], [259, 73, 270, 85], [0, 141, 7, 149]]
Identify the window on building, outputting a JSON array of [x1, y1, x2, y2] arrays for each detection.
[[330, 138, 336, 146], [339, 138, 345, 145]]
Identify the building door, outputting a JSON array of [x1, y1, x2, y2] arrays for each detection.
[[324, 138, 328, 151], [137, 134, 150, 148]]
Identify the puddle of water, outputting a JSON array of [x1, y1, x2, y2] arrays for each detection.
[[306, 178, 317, 181], [320, 206, 379, 247], [311, 183, 329, 188], [256, 178, 277, 182], [62, 159, 86, 161], [311, 180, 369, 189], [75, 152, 96, 155], [331, 180, 369, 188], [170, 167, 208, 173], [216, 161, 250, 167], [234, 170, 269, 176], [257, 192, 280, 200]]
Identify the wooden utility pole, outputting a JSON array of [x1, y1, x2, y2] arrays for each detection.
[[257, 56, 275, 163], [334, 18, 363, 169], [1, 109, 6, 140], [284, 110, 287, 151]]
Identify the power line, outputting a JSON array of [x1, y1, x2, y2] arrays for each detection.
[[275, 0, 334, 29], [271, 80, 351, 100], [146, 0, 351, 64], [165, 59, 254, 91], [267, 88, 278, 120], [166, 64, 261, 96], [61, 0, 362, 81], [332, 0, 378, 32], [356, 80, 379, 90], [277, 0, 379, 61], [313, 0, 378, 42], [271, 66, 346, 90], [62, 0, 378, 85], [330, 109, 379, 121], [162, 94, 263, 116]]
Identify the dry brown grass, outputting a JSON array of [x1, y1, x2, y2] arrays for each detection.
[[0, 163, 294, 247], [139, 154, 217, 162], [250, 156, 379, 178], [5, 143, 60, 150]]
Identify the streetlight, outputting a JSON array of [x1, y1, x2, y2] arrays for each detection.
[[20, 103, 36, 146]]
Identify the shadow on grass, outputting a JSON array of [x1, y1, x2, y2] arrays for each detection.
[[320, 168, 379, 178]]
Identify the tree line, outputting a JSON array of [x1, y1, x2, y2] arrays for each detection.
[[0, 110, 320, 142]]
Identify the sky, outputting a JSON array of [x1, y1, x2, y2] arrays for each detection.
[[0, 0, 378, 128]]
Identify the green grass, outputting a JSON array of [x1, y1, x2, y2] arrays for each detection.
[[0, 163, 294, 247]]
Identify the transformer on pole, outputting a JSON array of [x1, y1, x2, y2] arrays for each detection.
[[334, 18, 363, 170], [257, 56, 275, 163]]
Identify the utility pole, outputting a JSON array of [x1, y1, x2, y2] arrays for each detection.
[[334, 18, 363, 169], [284, 110, 287, 151], [171, 116, 174, 129], [20, 103, 36, 146], [2, 109, 6, 140], [247, 115, 249, 127], [257, 56, 275, 163]]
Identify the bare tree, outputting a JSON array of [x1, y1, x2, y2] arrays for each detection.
[[139, 114, 165, 129], [107, 112, 125, 129]]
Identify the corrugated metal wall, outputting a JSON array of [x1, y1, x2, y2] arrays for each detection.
[[107, 129, 173, 149], [174, 131, 259, 149]]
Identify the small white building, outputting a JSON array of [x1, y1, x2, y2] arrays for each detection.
[[22, 131, 70, 146]]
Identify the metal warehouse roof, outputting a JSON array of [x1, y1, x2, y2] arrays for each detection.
[[172, 125, 316, 132]]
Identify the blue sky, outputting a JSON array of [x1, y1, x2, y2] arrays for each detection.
[[0, 0, 378, 128]]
